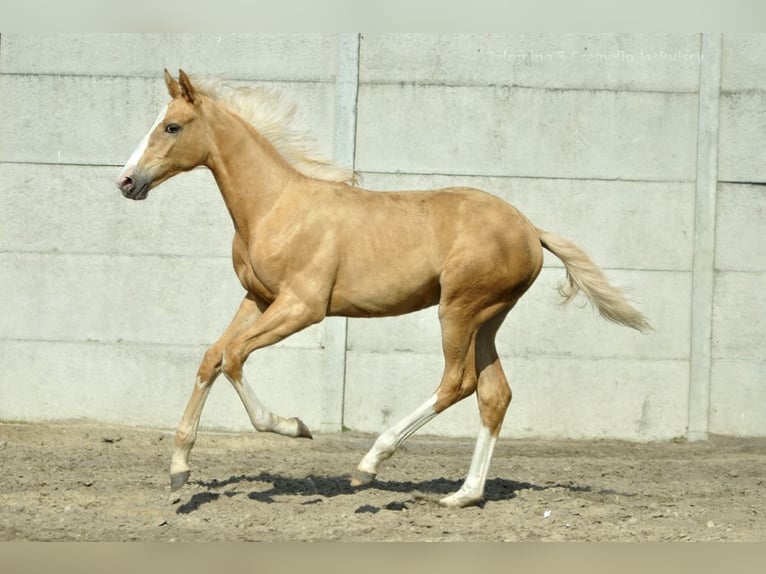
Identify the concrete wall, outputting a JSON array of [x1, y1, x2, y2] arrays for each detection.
[[0, 33, 762, 440], [712, 34, 766, 436]]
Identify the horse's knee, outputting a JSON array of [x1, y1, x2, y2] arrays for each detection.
[[197, 345, 223, 382], [216, 336, 248, 383], [221, 347, 244, 382]]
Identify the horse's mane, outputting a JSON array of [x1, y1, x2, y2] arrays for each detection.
[[190, 75, 356, 185]]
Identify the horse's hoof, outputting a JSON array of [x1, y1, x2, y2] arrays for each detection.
[[438, 492, 483, 508], [170, 470, 190, 492], [293, 418, 313, 439], [350, 470, 376, 487]]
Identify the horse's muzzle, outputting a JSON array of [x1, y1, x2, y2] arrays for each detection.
[[116, 172, 150, 201]]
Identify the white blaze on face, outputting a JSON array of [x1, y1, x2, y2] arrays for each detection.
[[117, 105, 168, 180]]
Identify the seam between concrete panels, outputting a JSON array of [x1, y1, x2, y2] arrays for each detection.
[[687, 33, 722, 442], [320, 33, 359, 433], [357, 169, 696, 185], [359, 80, 701, 96]]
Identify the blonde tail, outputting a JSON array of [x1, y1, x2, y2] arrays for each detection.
[[538, 229, 651, 333]]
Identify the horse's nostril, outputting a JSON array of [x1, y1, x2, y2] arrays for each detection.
[[118, 175, 134, 192]]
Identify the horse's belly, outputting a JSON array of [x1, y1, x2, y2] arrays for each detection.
[[328, 272, 441, 318]]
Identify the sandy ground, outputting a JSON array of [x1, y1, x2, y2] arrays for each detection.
[[0, 421, 764, 541]]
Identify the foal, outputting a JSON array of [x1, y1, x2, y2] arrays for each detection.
[[116, 70, 649, 507]]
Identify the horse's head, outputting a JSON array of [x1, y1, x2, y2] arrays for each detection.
[[116, 70, 209, 200]]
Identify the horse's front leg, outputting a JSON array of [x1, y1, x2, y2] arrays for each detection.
[[169, 295, 263, 496], [220, 291, 325, 439]]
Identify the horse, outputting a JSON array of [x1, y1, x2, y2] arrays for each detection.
[[115, 69, 650, 508]]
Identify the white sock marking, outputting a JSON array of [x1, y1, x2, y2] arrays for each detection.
[[441, 425, 497, 506], [357, 394, 438, 475]]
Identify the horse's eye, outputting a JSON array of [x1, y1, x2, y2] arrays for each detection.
[[165, 123, 181, 134]]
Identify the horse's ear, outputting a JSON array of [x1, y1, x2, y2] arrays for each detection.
[[164, 69, 181, 99], [178, 69, 197, 104]]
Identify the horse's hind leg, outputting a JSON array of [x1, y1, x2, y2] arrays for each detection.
[[351, 298, 484, 487], [440, 311, 511, 508], [350, 393, 443, 486]]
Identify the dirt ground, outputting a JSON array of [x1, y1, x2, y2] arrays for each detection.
[[0, 421, 764, 542]]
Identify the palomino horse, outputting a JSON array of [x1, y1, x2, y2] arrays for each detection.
[[116, 70, 650, 508]]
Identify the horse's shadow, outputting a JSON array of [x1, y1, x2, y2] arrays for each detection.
[[175, 472, 600, 515]]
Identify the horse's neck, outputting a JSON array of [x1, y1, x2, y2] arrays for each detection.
[[206, 109, 302, 237]]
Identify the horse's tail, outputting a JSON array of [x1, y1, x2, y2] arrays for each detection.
[[537, 229, 651, 333]]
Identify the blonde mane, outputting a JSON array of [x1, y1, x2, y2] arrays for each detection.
[[191, 76, 356, 185]]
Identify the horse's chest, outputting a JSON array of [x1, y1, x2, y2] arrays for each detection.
[[232, 241, 280, 304]]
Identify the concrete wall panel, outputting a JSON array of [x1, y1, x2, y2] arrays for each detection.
[[719, 91, 766, 183], [0, 252, 324, 350], [1, 164, 230, 257], [0, 75, 337, 166], [710, 361, 766, 436], [716, 184, 766, 272], [0, 33, 338, 81], [0, 340, 327, 431], [360, 33, 701, 92], [356, 84, 698, 181], [721, 33, 766, 92], [344, 351, 689, 440]]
